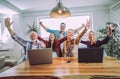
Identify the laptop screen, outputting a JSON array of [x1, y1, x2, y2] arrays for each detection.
[[78, 48, 104, 63], [28, 48, 52, 65]]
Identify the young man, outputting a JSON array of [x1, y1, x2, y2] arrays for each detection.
[[39, 22, 84, 40]]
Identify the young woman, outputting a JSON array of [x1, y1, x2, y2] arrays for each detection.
[[63, 19, 92, 57], [80, 25, 113, 48], [38, 33, 67, 57], [80, 24, 113, 56]]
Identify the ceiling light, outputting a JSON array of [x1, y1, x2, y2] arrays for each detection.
[[49, 0, 71, 18]]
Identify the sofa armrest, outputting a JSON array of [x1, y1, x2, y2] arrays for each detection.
[[0, 56, 5, 69], [5, 59, 17, 67]]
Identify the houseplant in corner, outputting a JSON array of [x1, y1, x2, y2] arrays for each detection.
[[97, 22, 120, 59], [27, 21, 40, 34]]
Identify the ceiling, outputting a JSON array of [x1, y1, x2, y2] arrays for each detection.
[[0, 0, 119, 15]]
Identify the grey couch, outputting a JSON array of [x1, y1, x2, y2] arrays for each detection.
[[0, 54, 17, 73]]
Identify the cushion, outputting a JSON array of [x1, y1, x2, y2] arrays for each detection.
[[0, 56, 5, 69], [5, 59, 17, 67], [0, 66, 11, 73]]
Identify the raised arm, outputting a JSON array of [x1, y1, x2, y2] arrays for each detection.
[[98, 25, 113, 45], [107, 25, 114, 37], [74, 24, 85, 34], [39, 21, 58, 36], [5, 17, 27, 47], [38, 36, 48, 44], [80, 40, 88, 45], [57, 36, 67, 44], [63, 41, 67, 57], [75, 19, 92, 44], [5, 17, 14, 36], [98, 36, 111, 46], [39, 21, 47, 31]]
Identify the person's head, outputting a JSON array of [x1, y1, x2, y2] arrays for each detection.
[[60, 23, 66, 33], [88, 31, 95, 41], [49, 33, 56, 41], [66, 29, 74, 39], [30, 31, 38, 42]]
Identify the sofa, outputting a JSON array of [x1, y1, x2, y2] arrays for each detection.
[[0, 54, 17, 73]]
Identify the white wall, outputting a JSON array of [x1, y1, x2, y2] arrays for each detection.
[[22, 16, 39, 40], [0, 14, 13, 48], [0, 14, 14, 49], [11, 14, 24, 60], [110, 6, 120, 23]]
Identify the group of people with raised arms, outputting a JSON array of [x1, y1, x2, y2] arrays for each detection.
[[5, 17, 113, 63]]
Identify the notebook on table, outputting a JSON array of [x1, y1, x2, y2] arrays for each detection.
[[28, 48, 52, 65], [78, 48, 103, 63]]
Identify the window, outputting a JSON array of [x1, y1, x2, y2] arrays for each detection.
[[0, 20, 1, 40], [38, 13, 93, 40], [0, 17, 13, 49]]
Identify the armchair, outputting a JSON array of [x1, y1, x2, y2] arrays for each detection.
[[0, 54, 17, 73]]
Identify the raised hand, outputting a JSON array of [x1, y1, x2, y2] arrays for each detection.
[[39, 21, 43, 26], [4, 17, 14, 36], [108, 24, 114, 36], [39, 21, 47, 30], [84, 19, 92, 31], [5, 17, 13, 28], [75, 23, 85, 34], [108, 25, 114, 32]]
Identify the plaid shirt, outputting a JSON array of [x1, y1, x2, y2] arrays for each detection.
[[12, 33, 42, 63], [38, 36, 67, 57]]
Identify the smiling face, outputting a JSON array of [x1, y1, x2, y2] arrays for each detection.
[[60, 23, 66, 33], [67, 29, 74, 39], [30, 32, 38, 41], [88, 31, 95, 41], [49, 33, 55, 41]]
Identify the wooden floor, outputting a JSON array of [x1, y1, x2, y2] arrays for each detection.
[[0, 56, 120, 79]]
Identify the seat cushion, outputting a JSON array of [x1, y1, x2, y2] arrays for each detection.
[[5, 59, 17, 67], [0, 66, 11, 73], [0, 56, 5, 69]]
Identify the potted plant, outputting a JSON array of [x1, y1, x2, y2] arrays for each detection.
[[27, 21, 40, 34], [97, 22, 120, 59]]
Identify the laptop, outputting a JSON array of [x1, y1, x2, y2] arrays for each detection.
[[78, 48, 103, 63], [28, 48, 52, 65]]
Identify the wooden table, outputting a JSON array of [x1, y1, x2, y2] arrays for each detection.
[[0, 57, 120, 79]]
